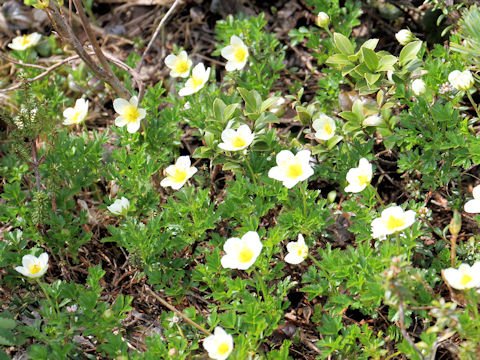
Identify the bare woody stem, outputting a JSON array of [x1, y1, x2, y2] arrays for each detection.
[[145, 285, 211, 336], [46, 2, 130, 98]]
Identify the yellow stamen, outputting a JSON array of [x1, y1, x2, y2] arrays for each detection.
[[357, 174, 370, 186], [238, 247, 254, 263], [124, 105, 140, 123], [190, 75, 203, 89], [29, 264, 41, 274], [324, 122, 332, 135], [171, 169, 187, 184], [232, 136, 246, 148], [21, 35, 30, 46], [234, 46, 247, 63], [175, 59, 189, 74], [460, 274, 472, 286], [286, 161, 303, 179], [218, 342, 230, 355], [386, 216, 406, 232]]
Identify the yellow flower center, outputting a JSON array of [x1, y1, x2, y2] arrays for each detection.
[[297, 248, 304, 256], [217, 342, 230, 355], [238, 246, 254, 263], [191, 75, 204, 89], [324, 122, 333, 135], [385, 215, 406, 232], [72, 111, 83, 123], [357, 174, 370, 186], [460, 274, 473, 286], [286, 161, 303, 179], [234, 46, 247, 63], [232, 136, 246, 148], [175, 59, 189, 74], [29, 264, 41, 274], [124, 105, 140, 123], [171, 169, 188, 184], [21, 35, 30, 47]]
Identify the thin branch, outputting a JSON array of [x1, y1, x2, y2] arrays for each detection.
[[136, 0, 181, 73], [398, 300, 426, 360], [145, 285, 212, 336], [46, 2, 130, 98], [0, 53, 47, 70]]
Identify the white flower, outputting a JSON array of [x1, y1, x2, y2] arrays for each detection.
[[63, 98, 89, 125], [221, 231, 262, 270], [107, 197, 130, 216], [363, 114, 383, 127], [443, 262, 480, 290], [221, 35, 249, 72], [160, 156, 197, 190], [285, 234, 308, 265], [448, 70, 474, 91], [113, 96, 146, 134], [218, 125, 254, 152], [203, 327, 234, 360], [411, 79, 426, 96], [395, 29, 413, 45], [8, 33, 42, 51], [316, 12, 330, 27], [178, 63, 210, 96], [345, 158, 372, 193], [464, 185, 480, 213], [312, 114, 336, 141], [268, 150, 314, 189], [15, 253, 49, 278], [371, 206, 416, 239], [164, 50, 193, 78]]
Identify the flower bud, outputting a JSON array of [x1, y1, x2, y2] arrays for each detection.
[[449, 209, 461, 236], [395, 29, 413, 45], [316, 12, 330, 28], [448, 70, 474, 91], [411, 79, 426, 96]]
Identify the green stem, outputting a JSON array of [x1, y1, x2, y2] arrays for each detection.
[[466, 91, 480, 118], [370, 184, 384, 206], [36, 279, 58, 317], [299, 183, 308, 217], [395, 232, 402, 250], [244, 155, 257, 185], [308, 254, 323, 270], [253, 269, 268, 301]]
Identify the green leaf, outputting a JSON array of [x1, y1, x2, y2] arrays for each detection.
[[0, 318, 16, 329], [325, 54, 353, 66], [224, 103, 239, 122], [362, 47, 378, 71], [377, 54, 398, 71], [213, 98, 226, 122], [399, 40, 422, 67], [0, 329, 15, 346], [333, 32, 354, 55], [365, 72, 381, 85], [192, 146, 214, 159], [361, 38, 379, 50], [260, 97, 280, 113]]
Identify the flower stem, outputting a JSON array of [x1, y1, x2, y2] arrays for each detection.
[[35, 279, 58, 317], [244, 155, 257, 185], [467, 91, 480, 118], [253, 268, 269, 301], [308, 254, 323, 270], [370, 184, 384, 207], [299, 183, 308, 217], [395, 232, 402, 250]]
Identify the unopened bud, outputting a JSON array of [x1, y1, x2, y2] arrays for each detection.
[[316, 12, 330, 28], [449, 210, 461, 235]]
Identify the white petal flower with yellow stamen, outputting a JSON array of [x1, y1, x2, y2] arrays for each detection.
[[268, 150, 314, 189], [203, 327, 234, 360], [464, 184, 480, 213], [218, 125, 254, 152], [221, 35, 249, 72], [221, 231, 262, 270], [448, 70, 474, 91], [164, 50, 193, 78], [312, 114, 336, 141], [160, 156, 197, 190], [411, 79, 426, 96], [63, 98, 89, 125], [107, 197, 130, 216], [113, 96, 146, 134], [285, 234, 308, 265], [8, 33, 42, 51], [345, 158, 373, 193], [443, 262, 480, 290], [178, 63, 211, 96], [371, 206, 416, 239], [15, 253, 49, 279]]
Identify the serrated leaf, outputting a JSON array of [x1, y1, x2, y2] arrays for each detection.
[[333, 32, 354, 55]]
